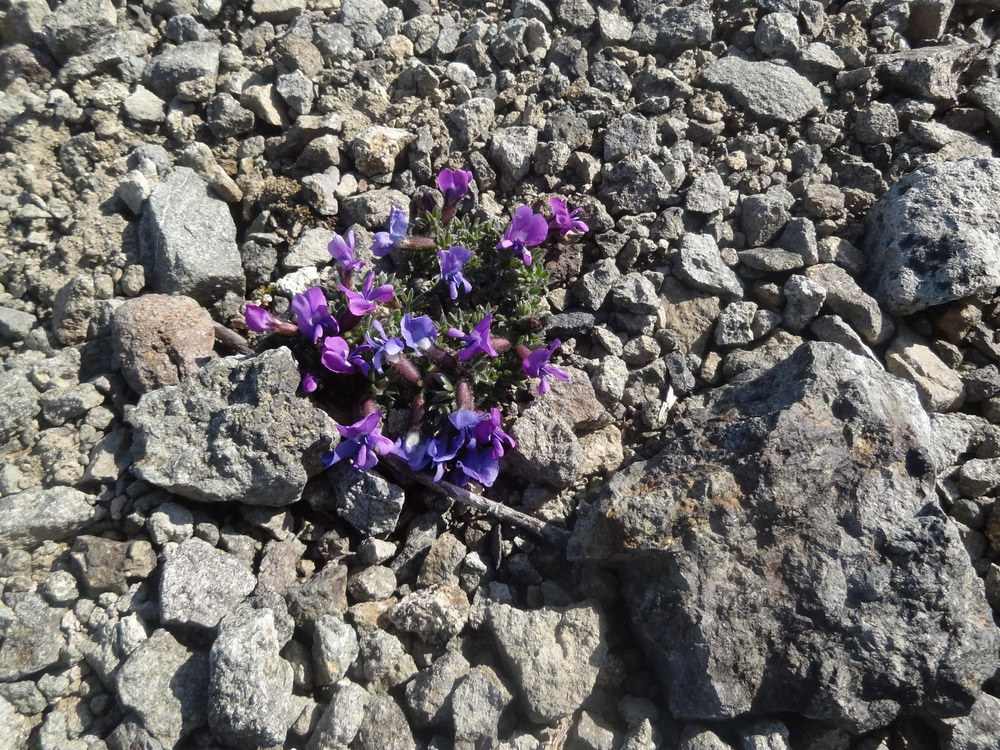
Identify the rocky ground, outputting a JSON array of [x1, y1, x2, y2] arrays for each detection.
[[2, 0, 1000, 748]]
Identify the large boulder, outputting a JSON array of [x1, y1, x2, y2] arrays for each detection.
[[864, 157, 1000, 314], [570, 342, 998, 733], [129, 348, 336, 506]]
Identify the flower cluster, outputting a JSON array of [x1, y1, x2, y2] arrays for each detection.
[[243, 169, 588, 488]]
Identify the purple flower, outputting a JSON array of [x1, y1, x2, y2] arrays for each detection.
[[401, 314, 438, 355], [341, 270, 395, 317], [245, 304, 279, 332], [320, 336, 373, 376], [495, 205, 549, 266], [365, 320, 406, 374], [427, 409, 482, 479], [372, 207, 408, 257], [447, 314, 498, 362], [437, 168, 473, 207], [522, 338, 571, 394], [394, 432, 431, 471], [328, 230, 364, 274], [473, 408, 515, 458], [301, 372, 319, 393], [455, 446, 500, 487], [549, 197, 589, 237], [291, 287, 339, 343], [323, 411, 395, 471], [438, 245, 473, 299]]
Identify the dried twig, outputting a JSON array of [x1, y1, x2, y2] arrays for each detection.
[[214, 322, 255, 355], [383, 454, 570, 547]]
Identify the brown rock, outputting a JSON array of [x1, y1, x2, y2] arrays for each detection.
[[70, 535, 157, 595], [112, 294, 215, 395]]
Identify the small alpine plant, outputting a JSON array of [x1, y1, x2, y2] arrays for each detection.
[[242, 169, 587, 489]]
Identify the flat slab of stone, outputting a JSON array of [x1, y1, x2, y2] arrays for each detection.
[[702, 57, 823, 123], [0, 488, 97, 552], [864, 157, 1000, 314], [160, 538, 257, 631], [570, 342, 998, 733], [130, 348, 336, 506]]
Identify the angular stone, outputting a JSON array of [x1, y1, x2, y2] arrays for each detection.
[[600, 153, 674, 215], [874, 44, 975, 103], [386, 583, 469, 645], [209, 604, 295, 748], [306, 680, 369, 750], [112, 294, 216, 395], [404, 650, 470, 729], [160, 538, 256, 631], [351, 126, 413, 177], [42, 0, 116, 61], [864, 157, 1000, 315], [311, 614, 358, 686], [675, 233, 744, 301], [805, 263, 894, 344], [486, 601, 607, 724], [130, 348, 336, 506], [570, 342, 999, 732], [452, 665, 513, 746], [140, 167, 245, 305], [325, 466, 405, 536], [117, 629, 209, 748], [0, 488, 97, 552], [685, 171, 728, 213], [886, 329, 965, 412], [70, 535, 157, 595], [702, 57, 823, 123], [143, 41, 220, 102], [0, 594, 65, 681], [631, 0, 712, 55]]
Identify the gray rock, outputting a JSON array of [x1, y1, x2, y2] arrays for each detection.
[[351, 126, 413, 177], [610, 272, 660, 314], [738, 248, 804, 273], [52, 274, 96, 346], [740, 720, 790, 750], [776, 217, 819, 265], [354, 692, 416, 750], [353, 629, 418, 691], [874, 44, 975, 103], [570, 342, 999, 732], [112, 294, 217, 395], [0, 367, 39, 445], [252, 0, 306, 22], [600, 153, 675, 215], [339, 0, 387, 26], [38, 383, 103, 425], [338, 188, 409, 228], [886, 328, 965, 412], [741, 193, 790, 247], [0, 487, 97, 552], [755, 12, 802, 56], [209, 604, 295, 747], [0, 593, 66, 680], [146, 500, 194, 545], [123, 86, 167, 124], [117, 629, 209, 748], [490, 126, 538, 190], [855, 102, 900, 145], [0, 306, 36, 341], [573, 259, 621, 310], [306, 680, 369, 750], [311, 614, 359, 686], [144, 41, 220, 102], [715, 301, 758, 347], [404, 650, 471, 729], [782, 275, 826, 332], [675, 233, 744, 301], [130, 348, 336, 506], [71, 535, 157, 595], [285, 563, 348, 629], [686, 171, 729, 213], [160, 538, 256, 631], [348, 565, 396, 601], [206, 92, 255, 137], [864, 157, 1000, 315], [486, 601, 607, 724], [678, 725, 733, 750], [702, 57, 823, 123], [938, 692, 1000, 750], [804, 263, 893, 345], [42, 0, 116, 61], [140, 167, 244, 304], [386, 583, 470, 645], [284, 227, 333, 270], [810, 315, 878, 362], [604, 113, 658, 162], [449, 97, 495, 146], [631, 0, 712, 54], [0, 696, 33, 750], [453, 665, 513, 747], [326, 466, 405, 536]]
